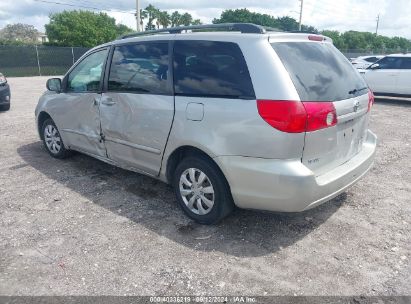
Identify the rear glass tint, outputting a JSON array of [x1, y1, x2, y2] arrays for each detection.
[[272, 42, 368, 101]]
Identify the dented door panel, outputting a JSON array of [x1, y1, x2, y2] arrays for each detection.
[[99, 93, 174, 176], [46, 92, 106, 158]]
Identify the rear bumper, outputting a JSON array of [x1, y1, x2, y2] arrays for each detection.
[[214, 130, 377, 212], [0, 84, 11, 104]]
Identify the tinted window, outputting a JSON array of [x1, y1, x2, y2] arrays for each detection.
[[399, 57, 411, 69], [108, 42, 169, 94], [173, 41, 255, 99], [374, 57, 402, 69], [272, 42, 368, 101], [68, 49, 108, 92], [364, 57, 379, 63]]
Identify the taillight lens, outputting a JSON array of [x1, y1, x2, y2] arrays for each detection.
[[368, 90, 374, 112], [257, 100, 338, 133], [257, 100, 307, 133], [302, 102, 337, 131]]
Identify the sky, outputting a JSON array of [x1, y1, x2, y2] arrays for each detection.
[[0, 0, 410, 39]]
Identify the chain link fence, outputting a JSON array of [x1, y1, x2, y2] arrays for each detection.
[[0, 45, 90, 77]]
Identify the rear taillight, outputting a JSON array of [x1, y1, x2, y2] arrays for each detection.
[[368, 90, 374, 112], [302, 101, 338, 132], [257, 100, 338, 133], [257, 100, 307, 133]]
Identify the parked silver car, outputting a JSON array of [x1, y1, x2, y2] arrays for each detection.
[[35, 23, 377, 224]]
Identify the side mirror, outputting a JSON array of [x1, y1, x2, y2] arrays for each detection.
[[46, 78, 61, 92], [369, 63, 380, 70]]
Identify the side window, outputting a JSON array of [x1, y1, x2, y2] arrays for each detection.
[[173, 40, 255, 99], [399, 58, 411, 69], [67, 49, 108, 92], [365, 57, 378, 63], [376, 57, 402, 69], [108, 42, 169, 94]]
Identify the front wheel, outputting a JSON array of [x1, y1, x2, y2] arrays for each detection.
[[41, 118, 71, 159], [173, 156, 234, 225]]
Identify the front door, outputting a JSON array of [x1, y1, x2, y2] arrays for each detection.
[[365, 57, 401, 94], [99, 41, 174, 176], [53, 48, 109, 158]]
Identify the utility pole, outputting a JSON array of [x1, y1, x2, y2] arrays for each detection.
[[136, 0, 142, 32], [298, 0, 304, 31], [375, 14, 380, 35]]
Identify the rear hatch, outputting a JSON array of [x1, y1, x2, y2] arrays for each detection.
[[271, 39, 371, 176]]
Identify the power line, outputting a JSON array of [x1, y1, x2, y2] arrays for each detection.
[[70, 0, 122, 12], [302, 3, 376, 22], [303, 0, 376, 21], [32, 0, 135, 15]]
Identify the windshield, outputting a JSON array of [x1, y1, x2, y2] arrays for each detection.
[[272, 42, 368, 101]]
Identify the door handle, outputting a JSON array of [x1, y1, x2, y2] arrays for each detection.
[[101, 98, 116, 106]]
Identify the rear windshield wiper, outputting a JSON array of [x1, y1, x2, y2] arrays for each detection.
[[349, 87, 368, 95]]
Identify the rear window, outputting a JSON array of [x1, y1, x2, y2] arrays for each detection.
[[173, 40, 255, 99], [272, 42, 368, 101]]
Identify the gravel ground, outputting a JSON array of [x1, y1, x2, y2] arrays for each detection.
[[0, 76, 410, 296]]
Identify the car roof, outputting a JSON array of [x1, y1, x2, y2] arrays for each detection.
[[385, 53, 411, 57], [110, 31, 333, 46]]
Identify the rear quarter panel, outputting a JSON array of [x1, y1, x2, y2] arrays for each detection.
[[160, 36, 306, 181]]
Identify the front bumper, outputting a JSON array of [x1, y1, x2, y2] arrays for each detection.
[[0, 84, 11, 104], [214, 130, 377, 212]]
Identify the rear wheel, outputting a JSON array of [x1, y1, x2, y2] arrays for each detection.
[[41, 118, 71, 159], [173, 156, 234, 225]]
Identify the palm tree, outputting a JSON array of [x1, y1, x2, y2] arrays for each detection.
[[144, 4, 159, 30], [157, 11, 171, 29], [180, 13, 193, 26], [139, 9, 147, 30], [170, 11, 182, 27]]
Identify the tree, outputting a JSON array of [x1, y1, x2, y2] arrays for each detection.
[[0, 23, 39, 43], [192, 19, 202, 25], [170, 11, 182, 27], [116, 24, 134, 37], [139, 9, 148, 29], [213, 8, 318, 32], [180, 13, 193, 26], [144, 4, 160, 30], [321, 30, 347, 50], [45, 10, 127, 47], [157, 11, 171, 29]]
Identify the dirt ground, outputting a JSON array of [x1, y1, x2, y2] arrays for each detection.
[[0, 76, 410, 296]]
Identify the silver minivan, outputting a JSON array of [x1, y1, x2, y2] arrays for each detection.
[[35, 23, 377, 224]]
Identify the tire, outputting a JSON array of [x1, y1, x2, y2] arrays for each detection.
[[0, 104, 10, 111], [41, 118, 71, 159], [173, 156, 234, 225]]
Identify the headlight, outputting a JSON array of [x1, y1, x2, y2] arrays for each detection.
[[0, 73, 7, 85]]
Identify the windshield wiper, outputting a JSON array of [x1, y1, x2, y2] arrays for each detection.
[[349, 87, 368, 95]]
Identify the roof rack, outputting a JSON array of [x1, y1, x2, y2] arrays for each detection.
[[121, 23, 279, 39]]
